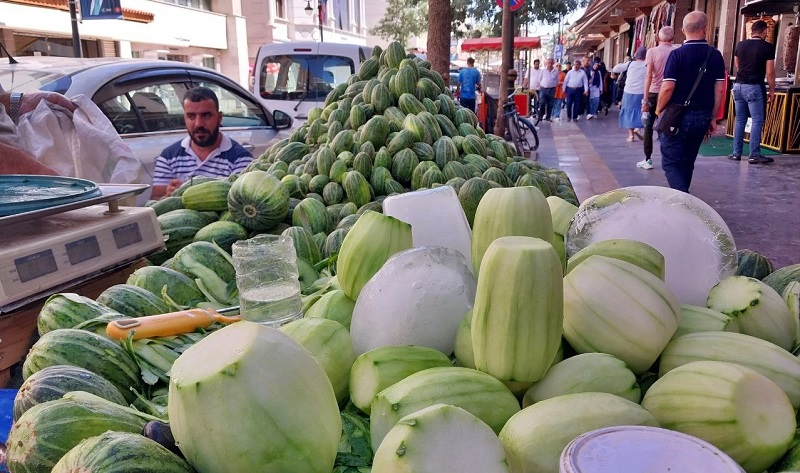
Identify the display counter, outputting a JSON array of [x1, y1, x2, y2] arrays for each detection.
[[725, 86, 800, 154]]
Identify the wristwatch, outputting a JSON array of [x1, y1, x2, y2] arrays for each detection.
[[9, 92, 23, 125]]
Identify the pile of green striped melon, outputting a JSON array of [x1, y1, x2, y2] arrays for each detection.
[[9, 40, 800, 473], [145, 40, 577, 270]]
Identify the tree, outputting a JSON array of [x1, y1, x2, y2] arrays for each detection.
[[369, 0, 429, 46], [454, 0, 589, 38], [428, 0, 452, 84]]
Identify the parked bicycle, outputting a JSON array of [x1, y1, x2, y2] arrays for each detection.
[[503, 92, 539, 158]]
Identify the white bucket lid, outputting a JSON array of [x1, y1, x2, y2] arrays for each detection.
[[560, 426, 745, 473]]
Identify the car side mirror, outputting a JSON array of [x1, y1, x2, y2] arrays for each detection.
[[273, 110, 292, 129]]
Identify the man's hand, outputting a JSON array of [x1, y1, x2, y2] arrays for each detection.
[[708, 119, 718, 135], [767, 90, 775, 102], [165, 179, 183, 197], [19, 92, 77, 115]]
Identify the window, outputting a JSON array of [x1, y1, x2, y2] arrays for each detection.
[[195, 80, 269, 127], [258, 54, 354, 101], [276, 0, 285, 18], [97, 83, 185, 134], [202, 56, 216, 69], [353, 0, 360, 30], [332, 0, 349, 31]]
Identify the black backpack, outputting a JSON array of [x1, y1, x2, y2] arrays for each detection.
[[616, 61, 632, 90]]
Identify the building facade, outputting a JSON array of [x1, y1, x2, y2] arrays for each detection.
[[0, 0, 371, 88]]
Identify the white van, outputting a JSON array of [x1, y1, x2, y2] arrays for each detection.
[[252, 42, 373, 126]]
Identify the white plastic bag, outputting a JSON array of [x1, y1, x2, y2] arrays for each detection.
[[15, 94, 147, 188]]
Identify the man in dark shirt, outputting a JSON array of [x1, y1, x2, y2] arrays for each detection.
[[729, 20, 776, 164], [655, 11, 726, 193]]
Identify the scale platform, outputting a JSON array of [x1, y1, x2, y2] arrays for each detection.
[[0, 183, 165, 313]]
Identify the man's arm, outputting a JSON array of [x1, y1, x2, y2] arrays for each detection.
[[582, 74, 589, 94], [655, 81, 675, 116], [0, 142, 60, 175], [642, 62, 654, 112], [709, 80, 725, 134], [766, 59, 775, 102]]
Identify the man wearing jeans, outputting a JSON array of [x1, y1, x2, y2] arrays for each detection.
[[456, 57, 481, 113], [730, 20, 776, 164], [640, 26, 676, 170], [656, 11, 726, 193], [538, 58, 559, 121]]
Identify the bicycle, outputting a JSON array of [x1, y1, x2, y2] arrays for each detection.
[[503, 92, 539, 158]]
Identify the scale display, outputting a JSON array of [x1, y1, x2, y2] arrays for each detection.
[[0, 204, 164, 312]]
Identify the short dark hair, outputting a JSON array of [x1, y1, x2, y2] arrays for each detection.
[[467, 57, 475, 65], [183, 86, 219, 110], [751, 20, 768, 33], [533, 59, 540, 64]]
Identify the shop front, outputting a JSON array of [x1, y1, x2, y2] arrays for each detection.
[[725, 1, 800, 154]]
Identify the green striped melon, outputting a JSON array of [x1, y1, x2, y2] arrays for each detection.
[[353, 152, 374, 178], [328, 159, 349, 183], [227, 170, 290, 231], [458, 177, 494, 227], [391, 149, 419, 186], [736, 249, 775, 280], [411, 162, 439, 191], [292, 198, 329, 235], [193, 220, 249, 254], [282, 226, 322, 264], [322, 182, 344, 205], [22, 329, 143, 403], [420, 167, 446, 188], [96, 284, 171, 318], [370, 167, 393, 196], [343, 171, 373, 207]]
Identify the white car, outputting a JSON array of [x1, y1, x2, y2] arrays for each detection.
[[0, 57, 292, 192]]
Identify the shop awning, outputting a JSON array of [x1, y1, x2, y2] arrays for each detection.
[[741, 0, 800, 15], [570, 0, 664, 35], [461, 37, 541, 52]]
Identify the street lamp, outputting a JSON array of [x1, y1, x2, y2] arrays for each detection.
[[304, 0, 324, 42]]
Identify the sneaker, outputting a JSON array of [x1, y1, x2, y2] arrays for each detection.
[[587, 114, 594, 120], [748, 156, 774, 164], [727, 154, 741, 161], [554, 117, 561, 121], [636, 159, 654, 169]]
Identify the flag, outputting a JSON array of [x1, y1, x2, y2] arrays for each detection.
[[80, 0, 122, 19], [319, 0, 328, 25]]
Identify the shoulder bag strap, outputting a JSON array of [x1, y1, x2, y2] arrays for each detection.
[[683, 46, 713, 106]]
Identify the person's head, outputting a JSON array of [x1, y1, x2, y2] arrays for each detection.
[[634, 46, 647, 61], [183, 86, 222, 148], [467, 57, 475, 67], [592, 61, 600, 70], [593, 56, 601, 64], [658, 26, 675, 43], [583, 58, 591, 67], [751, 20, 768, 38], [533, 59, 540, 69], [682, 11, 709, 40], [573, 60, 582, 69], [546, 58, 554, 69]]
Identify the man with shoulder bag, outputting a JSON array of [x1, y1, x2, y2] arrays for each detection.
[[655, 11, 726, 193]]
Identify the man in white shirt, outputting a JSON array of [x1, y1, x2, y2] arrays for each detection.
[[538, 58, 560, 121], [524, 59, 544, 114], [562, 60, 589, 121]]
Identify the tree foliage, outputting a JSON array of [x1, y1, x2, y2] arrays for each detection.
[[455, 0, 590, 38], [369, 0, 429, 46], [374, 0, 588, 47]]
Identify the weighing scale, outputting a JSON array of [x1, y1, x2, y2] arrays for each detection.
[[0, 178, 165, 313]]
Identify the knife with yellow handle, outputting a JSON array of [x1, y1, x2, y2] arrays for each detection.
[[106, 306, 241, 340]]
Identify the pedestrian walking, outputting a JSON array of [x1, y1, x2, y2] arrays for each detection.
[[619, 46, 648, 142], [730, 20, 776, 164], [456, 57, 482, 113], [656, 11, 726, 193], [524, 59, 544, 114], [538, 58, 559, 121], [563, 60, 589, 122], [587, 62, 604, 119], [639, 26, 677, 170], [552, 64, 568, 121], [611, 56, 632, 105]]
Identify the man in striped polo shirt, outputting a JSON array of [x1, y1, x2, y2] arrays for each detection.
[[151, 86, 253, 199]]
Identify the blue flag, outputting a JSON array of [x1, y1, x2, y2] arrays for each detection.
[[80, 0, 123, 20]]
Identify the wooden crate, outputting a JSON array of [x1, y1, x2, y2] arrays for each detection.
[[0, 259, 148, 388]]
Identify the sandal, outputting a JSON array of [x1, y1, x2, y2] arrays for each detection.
[[626, 136, 635, 142], [633, 130, 644, 140]]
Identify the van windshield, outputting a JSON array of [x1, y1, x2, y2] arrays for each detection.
[[258, 54, 355, 101]]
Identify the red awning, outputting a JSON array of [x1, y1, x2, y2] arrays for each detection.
[[461, 37, 541, 52]]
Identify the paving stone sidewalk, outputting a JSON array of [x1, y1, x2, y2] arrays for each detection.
[[528, 109, 800, 269]]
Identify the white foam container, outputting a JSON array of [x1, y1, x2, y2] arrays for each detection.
[[560, 426, 745, 473]]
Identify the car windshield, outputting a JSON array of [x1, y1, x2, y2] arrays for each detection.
[[0, 68, 71, 94], [258, 54, 354, 101]]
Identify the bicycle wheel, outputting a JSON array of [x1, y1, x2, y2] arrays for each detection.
[[517, 116, 540, 151], [506, 115, 526, 157]]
